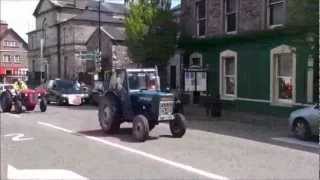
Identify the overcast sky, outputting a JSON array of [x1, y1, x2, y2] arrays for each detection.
[[0, 0, 180, 42]]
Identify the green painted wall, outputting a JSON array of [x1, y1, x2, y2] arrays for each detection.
[[184, 33, 313, 117]]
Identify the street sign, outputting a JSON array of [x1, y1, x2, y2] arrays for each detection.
[[79, 52, 96, 61]]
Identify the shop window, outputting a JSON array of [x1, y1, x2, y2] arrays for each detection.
[[220, 50, 237, 99], [225, 0, 237, 33], [269, 0, 285, 27], [270, 45, 296, 105], [195, 0, 206, 37]]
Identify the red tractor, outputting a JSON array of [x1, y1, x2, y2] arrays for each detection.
[[0, 88, 47, 114]]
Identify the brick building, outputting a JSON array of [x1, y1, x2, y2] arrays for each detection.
[[27, 0, 127, 83], [0, 21, 28, 83], [179, 0, 318, 116]]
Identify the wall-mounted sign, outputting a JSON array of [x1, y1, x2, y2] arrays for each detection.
[[184, 69, 207, 92]]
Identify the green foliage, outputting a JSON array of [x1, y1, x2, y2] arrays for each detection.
[[125, 0, 177, 66]]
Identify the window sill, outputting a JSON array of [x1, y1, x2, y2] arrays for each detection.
[[221, 95, 237, 101], [196, 35, 206, 39], [226, 31, 237, 35], [269, 24, 284, 29]]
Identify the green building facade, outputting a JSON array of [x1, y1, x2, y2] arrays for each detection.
[[180, 30, 318, 117]]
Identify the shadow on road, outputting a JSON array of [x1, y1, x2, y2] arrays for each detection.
[[186, 117, 319, 153], [48, 104, 97, 111]]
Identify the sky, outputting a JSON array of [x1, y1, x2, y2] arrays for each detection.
[[0, 0, 181, 42]]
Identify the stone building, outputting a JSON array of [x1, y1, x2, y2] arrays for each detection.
[[179, 0, 318, 116], [27, 0, 127, 83], [86, 25, 134, 72], [0, 21, 28, 83], [167, 4, 182, 91]]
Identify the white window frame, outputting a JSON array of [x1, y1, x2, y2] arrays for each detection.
[[14, 55, 20, 63], [3, 55, 10, 62], [270, 45, 296, 106], [224, 0, 238, 34], [268, 0, 285, 29], [195, 0, 206, 38], [189, 52, 203, 67], [220, 50, 238, 100]]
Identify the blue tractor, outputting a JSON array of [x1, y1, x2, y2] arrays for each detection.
[[98, 68, 186, 142]]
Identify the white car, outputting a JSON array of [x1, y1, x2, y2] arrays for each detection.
[[289, 105, 320, 140], [0, 84, 14, 94]]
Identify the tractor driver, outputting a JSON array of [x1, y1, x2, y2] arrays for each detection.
[[13, 79, 28, 92]]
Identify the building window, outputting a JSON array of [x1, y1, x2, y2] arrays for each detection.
[[14, 55, 20, 63], [3, 40, 17, 47], [220, 50, 237, 99], [270, 45, 296, 105], [196, 0, 206, 37], [3, 55, 10, 62], [225, 0, 237, 33], [189, 52, 203, 67], [269, 0, 285, 27]]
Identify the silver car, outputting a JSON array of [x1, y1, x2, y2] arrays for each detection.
[[289, 105, 320, 140]]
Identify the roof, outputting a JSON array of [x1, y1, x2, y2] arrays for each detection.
[[0, 28, 28, 49], [101, 25, 126, 41], [33, 0, 75, 15], [0, 20, 8, 25], [71, 11, 124, 24], [50, 0, 75, 7], [85, 1, 128, 14], [34, 0, 127, 16]]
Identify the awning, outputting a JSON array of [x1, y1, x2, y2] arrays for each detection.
[[0, 67, 6, 75]]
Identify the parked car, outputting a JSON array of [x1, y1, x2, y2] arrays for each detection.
[[289, 104, 320, 140], [46, 79, 89, 105], [0, 84, 14, 95]]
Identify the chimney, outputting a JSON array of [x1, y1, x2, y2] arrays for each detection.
[[0, 20, 8, 34]]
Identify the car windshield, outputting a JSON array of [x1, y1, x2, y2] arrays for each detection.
[[56, 80, 80, 91], [4, 85, 13, 90], [128, 72, 159, 91]]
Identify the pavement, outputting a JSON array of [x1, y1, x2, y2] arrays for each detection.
[[1, 104, 319, 180]]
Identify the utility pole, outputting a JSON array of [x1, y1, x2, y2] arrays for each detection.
[[95, 0, 103, 81], [98, 0, 102, 54]]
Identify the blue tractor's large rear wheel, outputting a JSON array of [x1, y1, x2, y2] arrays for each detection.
[[98, 96, 121, 134]]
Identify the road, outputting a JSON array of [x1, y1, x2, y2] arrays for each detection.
[[1, 105, 319, 179]]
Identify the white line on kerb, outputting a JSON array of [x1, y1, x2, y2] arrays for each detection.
[[37, 121, 229, 180]]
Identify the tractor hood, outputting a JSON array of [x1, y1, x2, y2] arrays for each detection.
[[130, 90, 174, 104]]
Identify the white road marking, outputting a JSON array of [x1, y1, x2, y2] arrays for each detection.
[[37, 121, 229, 180], [3, 113, 21, 119], [272, 137, 319, 149], [5, 133, 33, 142], [37, 121, 74, 133], [7, 164, 88, 180]]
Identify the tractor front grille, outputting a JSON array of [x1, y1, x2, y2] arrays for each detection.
[[159, 101, 174, 115]]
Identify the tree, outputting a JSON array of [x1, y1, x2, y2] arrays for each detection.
[[125, 0, 177, 67]]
